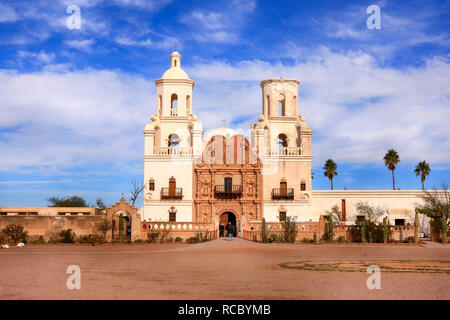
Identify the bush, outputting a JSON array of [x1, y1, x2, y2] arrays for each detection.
[[338, 236, 346, 243], [60, 229, 76, 243], [167, 237, 175, 242], [187, 237, 199, 244], [281, 216, 298, 243], [31, 235, 46, 244], [2, 224, 28, 244], [268, 234, 283, 243], [350, 220, 392, 243], [175, 237, 183, 242], [147, 231, 160, 243], [301, 237, 310, 243], [0, 231, 9, 245]]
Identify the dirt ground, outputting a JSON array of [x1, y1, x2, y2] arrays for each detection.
[[0, 238, 449, 300]]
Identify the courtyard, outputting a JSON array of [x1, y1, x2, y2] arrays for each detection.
[[0, 238, 449, 300]]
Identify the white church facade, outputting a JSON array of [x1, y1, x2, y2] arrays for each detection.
[[140, 51, 424, 232]]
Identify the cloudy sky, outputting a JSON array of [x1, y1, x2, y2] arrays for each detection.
[[0, 0, 449, 207]]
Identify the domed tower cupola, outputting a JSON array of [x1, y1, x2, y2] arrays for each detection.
[[155, 51, 194, 118], [161, 51, 190, 80]]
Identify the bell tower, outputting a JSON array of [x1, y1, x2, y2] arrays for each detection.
[[251, 78, 315, 222], [142, 51, 203, 222]]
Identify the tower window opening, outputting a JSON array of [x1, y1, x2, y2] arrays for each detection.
[[278, 96, 285, 116], [168, 134, 180, 147], [278, 134, 288, 148], [171, 94, 178, 116]]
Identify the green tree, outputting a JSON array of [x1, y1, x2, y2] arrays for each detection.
[[414, 161, 431, 190], [281, 216, 298, 243], [261, 218, 267, 243], [383, 149, 400, 190], [323, 159, 338, 190], [95, 198, 107, 209], [118, 213, 124, 241], [355, 201, 385, 223], [326, 205, 342, 222], [415, 184, 449, 241], [47, 196, 89, 207]]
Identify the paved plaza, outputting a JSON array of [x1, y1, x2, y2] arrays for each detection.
[[0, 239, 449, 300]]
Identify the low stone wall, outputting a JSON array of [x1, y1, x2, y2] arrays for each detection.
[[242, 220, 418, 243], [140, 221, 218, 241], [0, 215, 105, 241]]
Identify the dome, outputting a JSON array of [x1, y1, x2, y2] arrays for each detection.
[[161, 51, 190, 80], [204, 127, 242, 142]]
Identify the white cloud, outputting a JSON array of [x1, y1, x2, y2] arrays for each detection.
[[115, 36, 178, 49], [1, 48, 449, 176], [0, 3, 18, 23], [0, 69, 153, 173], [17, 50, 56, 64], [185, 49, 450, 165], [65, 39, 95, 50], [181, 0, 255, 44]]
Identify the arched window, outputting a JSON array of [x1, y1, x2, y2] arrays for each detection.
[[278, 134, 288, 148], [266, 95, 270, 116], [158, 95, 162, 114], [168, 134, 180, 147], [278, 95, 285, 116], [171, 94, 178, 116]]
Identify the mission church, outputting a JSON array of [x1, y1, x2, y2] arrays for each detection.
[[0, 51, 425, 241], [140, 51, 420, 236]]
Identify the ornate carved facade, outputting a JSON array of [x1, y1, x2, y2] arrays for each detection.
[[193, 134, 263, 224]]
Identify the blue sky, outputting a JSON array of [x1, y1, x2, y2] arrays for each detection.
[[0, 0, 449, 207]]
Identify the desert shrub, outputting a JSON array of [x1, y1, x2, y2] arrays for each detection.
[[147, 231, 160, 243], [78, 235, 91, 244], [175, 237, 183, 242], [134, 239, 144, 243], [268, 234, 283, 243], [261, 218, 267, 243], [31, 235, 46, 244], [281, 216, 298, 243], [187, 237, 199, 244], [2, 224, 28, 244], [95, 219, 112, 240], [301, 237, 310, 243], [127, 239, 132, 244], [167, 237, 175, 242], [60, 229, 76, 243], [338, 236, 346, 243], [0, 231, 9, 245], [350, 220, 392, 243]]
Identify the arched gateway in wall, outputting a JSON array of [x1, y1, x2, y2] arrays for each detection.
[[193, 132, 263, 237], [106, 198, 141, 242]]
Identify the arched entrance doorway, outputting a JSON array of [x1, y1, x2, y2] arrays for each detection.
[[111, 210, 132, 242], [219, 211, 237, 237]]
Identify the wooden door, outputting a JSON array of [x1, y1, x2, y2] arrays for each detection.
[[280, 181, 287, 196], [169, 180, 176, 196]]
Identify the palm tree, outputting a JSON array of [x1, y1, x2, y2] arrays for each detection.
[[383, 149, 400, 190], [323, 159, 338, 190], [414, 160, 431, 190]]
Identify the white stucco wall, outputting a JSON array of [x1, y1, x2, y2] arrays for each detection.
[[311, 190, 425, 224]]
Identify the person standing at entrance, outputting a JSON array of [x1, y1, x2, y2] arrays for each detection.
[[226, 222, 233, 240]]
